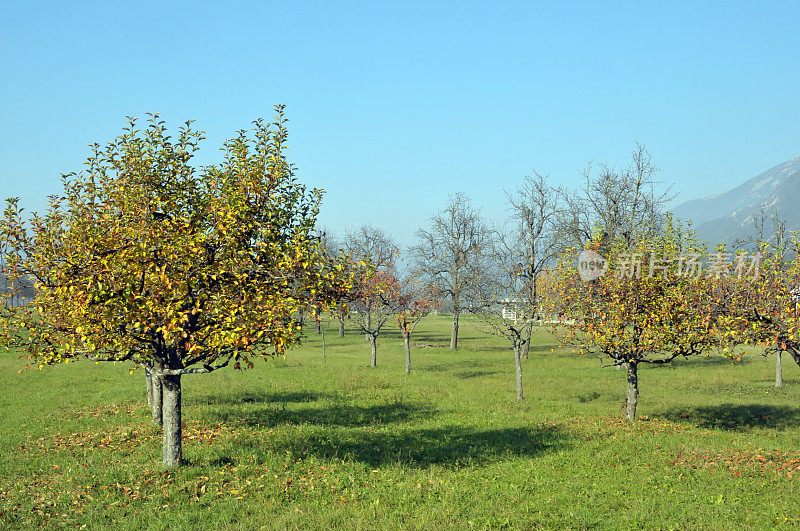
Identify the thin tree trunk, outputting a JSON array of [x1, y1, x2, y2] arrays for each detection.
[[316, 319, 322, 335], [786, 346, 800, 367], [151, 370, 163, 427], [145, 366, 154, 408], [322, 328, 326, 363], [338, 317, 345, 338], [161, 374, 182, 468], [450, 310, 459, 350], [405, 333, 412, 375], [514, 343, 524, 401], [365, 312, 371, 342], [370, 335, 377, 367], [626, 361, 639, 421], [776, 350, 784, 388], [521, 321, 533, 359]]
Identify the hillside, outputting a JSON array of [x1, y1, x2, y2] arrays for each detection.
[[671, 155, 800, 247]]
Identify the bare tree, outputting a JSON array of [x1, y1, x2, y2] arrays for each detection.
[[736, 207, 790, 387], [411, 193, 491, 350], [0, 256, 35, 308], [471, 174, 561, 400], [315, 227, 341, 335], [395, 276, 440, 375], [734, 206, 788, 255], [557, 144, 672, 370], [345, 225, 397, 268], [345, 225, 399, 364], [500, 173, 563, 358], [559, 143, 673, 253], [317, 226, 340, 257]]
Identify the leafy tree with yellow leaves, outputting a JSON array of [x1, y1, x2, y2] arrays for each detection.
[[0, 106, 352, 467], [717, 232, 800, 378], [544, 216, 729, 420]]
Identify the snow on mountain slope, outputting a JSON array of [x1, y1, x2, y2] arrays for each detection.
[[670, 155, 800, 247]]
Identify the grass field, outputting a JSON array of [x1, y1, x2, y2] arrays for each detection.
[[1, 314, 799, 529]]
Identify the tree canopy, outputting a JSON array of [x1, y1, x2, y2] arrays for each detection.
[[544, 216, 735, 419], [0, 107, 352, 466]]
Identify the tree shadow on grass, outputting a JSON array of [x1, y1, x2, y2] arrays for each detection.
[[466, 343, 558, 355], [657, 404, 800, 431], [193, 390, 334, 406], [472, 344, 516, 353], [208, 400, 436, 429], [409, 329, 492, 343], [244, 424, 568, 468], [401, 332, 452, 345], [421, 359, 498, 373], [676, 356, 755, 367], [527, 344, 555, 354], [456, 370, 502, 379]]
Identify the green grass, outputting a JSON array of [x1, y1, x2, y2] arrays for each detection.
[[1, 315, 799, 529]]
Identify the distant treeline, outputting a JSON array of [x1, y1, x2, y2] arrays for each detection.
[[0, 274, 35, 306]]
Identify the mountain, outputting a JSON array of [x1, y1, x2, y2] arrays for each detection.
[[671, 154, 800, 247]]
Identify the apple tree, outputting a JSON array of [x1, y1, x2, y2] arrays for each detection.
[[0, 107, 351, 467], [544, 217, 729, 420], [395, 276, 440, 375]]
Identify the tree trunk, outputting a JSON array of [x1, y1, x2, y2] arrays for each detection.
[[338, 317, 345, 338], [316, 319, 322, 335], [365, 312, 371, 342], [370, 334, 377, 367], [786, 346, 800, 368], [151, 370, 163, 427], [161, 374, 182, 468], [776, 350, 784, 388], [626, 361, 639, 421], [514, 343, 524, 401], [405, 333, 412, 375], [322, 328, 326, 363], [450, 311, 459, 350], [521, 321, 533, 359], [145, 366, 154, 408]]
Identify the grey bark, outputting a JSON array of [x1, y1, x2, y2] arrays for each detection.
[[322, 328, 326, 363], [145, 366, 154, 408], [161, 374, 182, 468], [521, 322, 533, 359], [151, 370, 163, 427], [369, 335, 377, 367], [338, 317, 345, 338], [776, 350, 784, 388], [412, 193, 490, 354], [558, 144, 671, 253], [514, 343, 524, 401], [786, 346, 800, 367], [626, 361, 639, 421], [450, 311, 459, 350], [405, 334, 412, 375]]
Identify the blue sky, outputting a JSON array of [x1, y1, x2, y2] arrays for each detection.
[[1, 1, 798, 247]]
